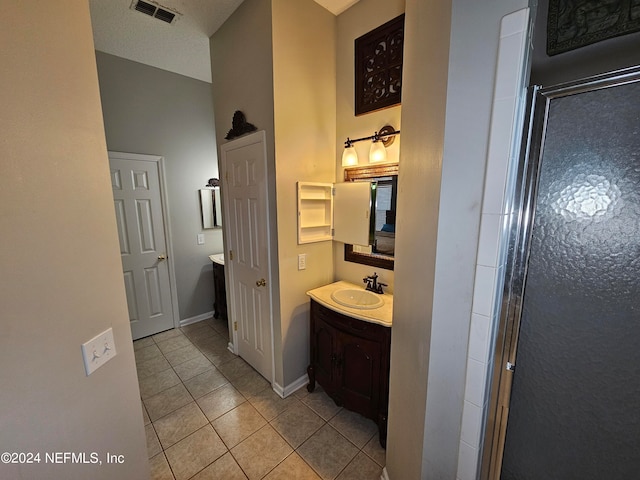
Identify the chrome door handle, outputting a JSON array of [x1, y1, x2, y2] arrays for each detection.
[[256, 278, 266, 287], [158, 254, 167, 261]]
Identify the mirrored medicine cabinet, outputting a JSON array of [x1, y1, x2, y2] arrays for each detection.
[[296, 163, 397, 270], [344, 164, 397, 270]]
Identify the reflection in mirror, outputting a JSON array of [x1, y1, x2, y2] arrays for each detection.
[[344, 164, 398, 270], [200, 187, 222, 229]]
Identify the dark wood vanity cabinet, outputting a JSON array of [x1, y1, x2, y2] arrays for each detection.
[[212, 262, 227, 320], [307, 299, 391, 447]]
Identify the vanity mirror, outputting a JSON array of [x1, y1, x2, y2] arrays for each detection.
[[343, 163, 398, 270], [200, 187, 222, 229]]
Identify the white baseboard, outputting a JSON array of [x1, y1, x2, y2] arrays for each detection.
[[381, 467, 390, 480], [179, 311, 214, 327], [272, 373, 308, 399]]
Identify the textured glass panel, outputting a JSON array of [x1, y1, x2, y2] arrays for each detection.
[[502, 81, 640, 479]]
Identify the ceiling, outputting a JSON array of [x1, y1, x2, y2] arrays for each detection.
[[89, 0, 359, 83]]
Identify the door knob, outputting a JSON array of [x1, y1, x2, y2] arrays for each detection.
[[256, 278, 266, 287], [158, 254, 167, 260]]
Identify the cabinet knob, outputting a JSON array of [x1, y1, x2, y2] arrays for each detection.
[[256, 278, 267, 287]]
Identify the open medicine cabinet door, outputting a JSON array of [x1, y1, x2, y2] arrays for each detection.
[[297, 181, 372, 246]]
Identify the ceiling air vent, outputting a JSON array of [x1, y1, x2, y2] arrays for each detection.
[[130, 0, 180, 25]]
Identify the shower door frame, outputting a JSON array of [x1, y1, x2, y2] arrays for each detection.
[[480, 65, 640, 480]]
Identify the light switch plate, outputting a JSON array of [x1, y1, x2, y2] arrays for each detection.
[[197, 233, 205, 245], [298, 253, 307, 270], [81, 327, 117, 376]]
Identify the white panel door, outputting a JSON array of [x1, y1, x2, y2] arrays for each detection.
[[221, 131, 273, 381], [109, 153, 175, 340]]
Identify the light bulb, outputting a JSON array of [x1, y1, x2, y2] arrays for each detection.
[[342, 145, 358, 166], [369, 140, 387, 163]]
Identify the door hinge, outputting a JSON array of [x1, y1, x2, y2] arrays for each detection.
[[506, 362, 516, 372], [332, 187, 336, 196], [229, 250, 233, 261], [233, 321, 238, 331], [225, 171, 229, 182]]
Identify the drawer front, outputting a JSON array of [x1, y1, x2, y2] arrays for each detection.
[[311, 300, 389, 342]]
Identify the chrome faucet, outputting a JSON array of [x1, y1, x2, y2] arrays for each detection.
[[363, 272, 387, 294]]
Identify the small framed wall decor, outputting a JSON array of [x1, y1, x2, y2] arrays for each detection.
[[354, 13, 405, 116]]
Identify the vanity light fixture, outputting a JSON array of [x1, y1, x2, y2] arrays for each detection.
[[341, 125, 400, 166]]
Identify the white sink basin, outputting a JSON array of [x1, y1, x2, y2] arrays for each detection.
[[209, 253, 224, 265], [330, 288, 383, 310]]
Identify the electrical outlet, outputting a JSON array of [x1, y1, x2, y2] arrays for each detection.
[[81, 327, 117, 376], [298, 253, 307, 270], [197, 233, 205, 245]]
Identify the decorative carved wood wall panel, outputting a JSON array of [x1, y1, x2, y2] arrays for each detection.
[[355, 14, 405, 116], [547, 0, 640, 55]]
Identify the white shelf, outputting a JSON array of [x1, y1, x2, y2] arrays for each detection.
[[297, 182, 333, 244]]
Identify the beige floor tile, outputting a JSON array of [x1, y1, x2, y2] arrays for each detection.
[[153, 328, 184, 343], [231, 369, 270, 397], [180, 321, 211, 335], [135, 344, 164, 364], [329, 409, 378, 448], [297, 424, 358, 480], [142, 401, 151, 426], [336, 452, 382, 480], [164, 425, 228, 480], [247, 387, 298, 421], [149, 453, 175, 480], [216, 356, 255, 382], [231, 425, 293, 480], [146, 423, 162, 459], [164, 344, 203, 367], [212, 402, 267, 448], [183, 325, 217, 343], [203, 347, 238, 367], [156, 334, 192, 354], [137, 355, 172, 380], [144, 383, 193, 421], [184, 367, 229, 399], [270, 401, 325, 449], [300, 389, 342, 421], [263, 452, 321, 480], [191, 451, 248, 480], [173, 354, 213, 381], [197, 384, 246, 421], [134, 336, 155, 351], [293, 384, 312, 400], [362, 435, 386, 467], [139, 368, 181, 399], [154, 402, 209, 449]]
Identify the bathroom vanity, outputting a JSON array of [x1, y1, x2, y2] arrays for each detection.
[[209, 254, 227, 320], [306, 281, 392, 447]]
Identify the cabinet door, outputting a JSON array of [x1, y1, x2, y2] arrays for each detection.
[[336, 332, 382, 417], [311, 316, 338, 393]]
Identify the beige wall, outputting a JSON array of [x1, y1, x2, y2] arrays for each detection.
[[210, 0, 282, 376], [334, 0, 405, 292], [0, 2, 149, 479], [210, 0, 336, 389], [272, 0, 337, 387]]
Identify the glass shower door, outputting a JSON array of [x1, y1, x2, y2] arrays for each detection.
[[500, 72, 640, 479]]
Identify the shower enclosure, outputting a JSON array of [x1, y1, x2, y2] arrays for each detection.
[[484, 67, 640, 479]]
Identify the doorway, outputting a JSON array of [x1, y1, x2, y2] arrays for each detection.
[[219, 131, 274, 383], [109, 151, 178, 340], [487, 67, 640, 479]]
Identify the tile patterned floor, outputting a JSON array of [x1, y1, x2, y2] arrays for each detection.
[[135, 317, 386, 480]]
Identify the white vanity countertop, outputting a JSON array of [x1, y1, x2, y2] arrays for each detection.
[[209, 253, 224, 265], [306, 280, 393, 327]]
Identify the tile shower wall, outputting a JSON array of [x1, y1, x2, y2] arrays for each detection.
[[456, 8, 531, 480]]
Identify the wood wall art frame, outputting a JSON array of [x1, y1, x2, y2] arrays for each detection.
[[355, 14, 405, 116], [547, 0, 640, 56]]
